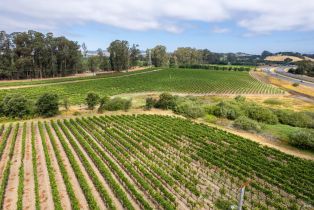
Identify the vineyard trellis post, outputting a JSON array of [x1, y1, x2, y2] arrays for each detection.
[[237, 180, 251, 210], [238, 186, 245, 210]]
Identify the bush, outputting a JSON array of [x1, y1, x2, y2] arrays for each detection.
[[85, 92, 100, 110], [145, 97, 157, 110], [214, 198, 235, 210], [73, 111, 81, 116], [274, 109, 314, 128], [103, 97, 132, 111], [263, 98, 283, 105], [233, 116, 261, 132], [174, 101, 205, 119], [245, 105, 278, 124], [63, 97, 70, 111], [1, 94, 32, 118], [154, 93, 177, 110], [205, 114, 218, 123], [98, 96, 110, 113], [292, 83, 299, 87], [288, 130, 314, 150], [36, 93, 59, 117], [212, 101, 244, 120], [234, 95, 246, 102]]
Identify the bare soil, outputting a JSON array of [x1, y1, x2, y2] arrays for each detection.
[[57, 123, 107, 209], [69, 126, 127, 210], [75, 122, 154, 209], [23, 122, 36, 210], [43, 124, 72, 209], [47, 122, 89, 209], [3, 125, 22, 210], [0, 127, 14, 183], [34, 123, 55, 210]]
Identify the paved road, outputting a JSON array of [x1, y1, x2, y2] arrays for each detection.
[[260, 66, 314, 88]]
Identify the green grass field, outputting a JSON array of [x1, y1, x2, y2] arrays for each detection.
[[0, 68, 283, 104]]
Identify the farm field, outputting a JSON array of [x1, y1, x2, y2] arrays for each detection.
[[0, 68, 284, 104], [0, 68, 156, 88], [0, 115, 312, 210]]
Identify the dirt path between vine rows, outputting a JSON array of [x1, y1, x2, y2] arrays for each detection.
[[0, 127, 14, 184], [23, 122, 35, 210], [3, 125, 22, 210], [47, 122, 89, 209], [43, 124, 72, 210], [68, 122, 129, 210], [76, 120, 155, 210], [34, 123, 54, 210], [84, 126, 158, 209], [57, 122, 107, 209]]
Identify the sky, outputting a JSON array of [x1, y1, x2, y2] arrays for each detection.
[[1, 0, 314, 54]]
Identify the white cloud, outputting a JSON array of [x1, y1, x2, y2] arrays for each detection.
[[0, 0, 314, 34]]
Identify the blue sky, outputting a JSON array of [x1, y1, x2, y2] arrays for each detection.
[[1, 0, 314, 54]]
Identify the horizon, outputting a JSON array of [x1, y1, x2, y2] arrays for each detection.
[[1, 0, 314, 54]]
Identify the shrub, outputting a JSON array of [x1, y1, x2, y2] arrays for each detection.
[[2, 94, 32, 118], [98, 96, 110, 113], [288, 130, 314, 150], [85, 92, 100, 110], [245, 105, 278, 124], [73, 111, 81, 116], [233, 116, 261, 132], [36, 93, 59, 117], [174, 101, 205, 119], [154, 93, 177, 110], [212, 101, 244, 120], [145, 97, 157, 110], [274, 109, 314, 128], [214, 198, 235, 210], [103, 97, 132, 111], [63, 97, 70, 111], [263, 98, 283, 105], [205, 114, 218, 123], [292, 83, 299, 87], [234, 95, 246, 102]]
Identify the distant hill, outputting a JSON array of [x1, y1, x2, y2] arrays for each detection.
[[265, 55, 314, 62]]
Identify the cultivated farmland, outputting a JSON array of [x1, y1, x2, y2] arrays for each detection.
[[0, 115, 312, 210], [0, 68, 284, 104]]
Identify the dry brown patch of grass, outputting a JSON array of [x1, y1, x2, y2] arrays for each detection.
[[268, 77, 314, 97], [264, 55, 303, 62]]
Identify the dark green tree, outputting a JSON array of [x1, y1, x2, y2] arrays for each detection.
[[129, 44, 141, 67], [85, 92, 100, 110], [2, 94, 32, 118], [169, 54, 178, 68], [108, 40, 129, 71], [151, 45, 168, 67], [36, 93, 59, 117]]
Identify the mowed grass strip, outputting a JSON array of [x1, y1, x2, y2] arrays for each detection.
[[0, 69, 283, 104]]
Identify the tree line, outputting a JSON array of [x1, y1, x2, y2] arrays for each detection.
[[0, 30, 82, 80], [1, 29, 275, 80]]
